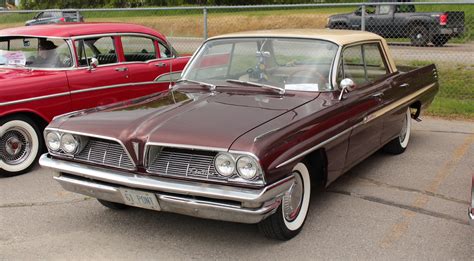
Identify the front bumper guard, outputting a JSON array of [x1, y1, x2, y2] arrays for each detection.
[[39, 154, 294, 224]]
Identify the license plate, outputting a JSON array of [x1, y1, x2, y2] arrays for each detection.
[[119, 188, 161, 210]]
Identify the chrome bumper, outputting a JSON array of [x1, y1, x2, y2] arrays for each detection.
[[39, 154, 294, 224]]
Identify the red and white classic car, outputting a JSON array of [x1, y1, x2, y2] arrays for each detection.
[[0, 23, 189, 176]]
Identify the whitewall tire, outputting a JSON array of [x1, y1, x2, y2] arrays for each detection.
[[383, 108, 411, 155], [0, 116, 43, 177], [258, 162, 311, 240]]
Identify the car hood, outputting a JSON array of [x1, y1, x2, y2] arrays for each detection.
[[55, 87, 319, 155]]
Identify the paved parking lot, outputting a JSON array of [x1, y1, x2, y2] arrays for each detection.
[[1, 117, 473, 260]]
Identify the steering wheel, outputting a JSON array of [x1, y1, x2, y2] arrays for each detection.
[[287, 69, 327, 85]]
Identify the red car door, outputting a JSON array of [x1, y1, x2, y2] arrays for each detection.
[[119, 35, 188, 93], [67, 36, 132, 111]]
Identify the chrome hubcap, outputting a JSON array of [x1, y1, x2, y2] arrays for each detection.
[[0, 128, 32, 165], [283, 172, 304, 222], [399, 113, 408, 143]]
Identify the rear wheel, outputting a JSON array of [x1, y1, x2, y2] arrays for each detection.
[[97, 199, 129, 210], [431, 35, 450, 47], [0, 115, 43, 177], [258, 162, 311, 240], [382, 108, 411, 155], [410, 25, 429, 46]]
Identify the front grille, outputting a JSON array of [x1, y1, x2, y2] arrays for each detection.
[[147, 147, 225, 180], [75, 138, 135, 170]]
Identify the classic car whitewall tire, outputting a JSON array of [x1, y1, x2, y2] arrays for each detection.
[[0, 116, 42, 177], [258, 162, 311, 240], [383, 108, 411, 155]]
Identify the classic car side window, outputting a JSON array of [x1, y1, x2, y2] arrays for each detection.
[[75, 37, 117, 67], [363, 43, 388, 82], [121, 36, 156, 62], [339, 43, 388, 87], [158, 42, 172, 58]]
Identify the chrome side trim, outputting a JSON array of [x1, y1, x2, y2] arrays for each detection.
[[154, 71, 183, 83], [69, 80, 159, 95], [44, 127, 136, 169], [0, 91, 70, 107], [276, 125, 355, 169], [363, 83, 436, 124], [276, 82, 436, 169]]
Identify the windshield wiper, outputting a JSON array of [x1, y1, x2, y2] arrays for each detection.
[[176, 79, 216, 91], [226, 79, 285, 95]]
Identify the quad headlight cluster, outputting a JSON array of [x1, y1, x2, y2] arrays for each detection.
[[45, 130, 88, 155], [214, 152, 262, 181]]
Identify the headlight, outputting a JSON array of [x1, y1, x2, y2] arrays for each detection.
[[61, 133, 79, 154], [214, 153, 235, 177], [46, 131, 61, 151], [236, 156, 258, 180]]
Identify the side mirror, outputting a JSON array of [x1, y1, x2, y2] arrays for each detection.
[[355, 9, 362, 16], [338, 78, 355, 101], [88, 57, 98, 70]]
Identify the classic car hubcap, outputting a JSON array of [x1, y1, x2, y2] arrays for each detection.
[[1, 128, 32, 165], [399, 113, 408, 144], [283, 172, 304, 222]]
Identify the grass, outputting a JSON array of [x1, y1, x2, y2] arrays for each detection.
[[401, 61, 474, 119]]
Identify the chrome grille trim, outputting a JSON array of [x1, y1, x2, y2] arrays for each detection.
[[44, 128, 136, 171], [75, 139, 135, 170], [147, 148, 226, 181]]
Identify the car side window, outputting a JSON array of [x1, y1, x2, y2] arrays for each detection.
[[75, 37, 117, 67], [158, 42, 172, 58], [121, 36, 157, 62], [363, 43, 388, 82], [338, 43, 389, 88], [379, 5, 391, 15]]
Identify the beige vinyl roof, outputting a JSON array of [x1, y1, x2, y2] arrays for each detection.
[[209, 29, 384, 46]]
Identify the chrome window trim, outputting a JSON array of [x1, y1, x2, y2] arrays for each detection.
[[333, 40, 393, 90], [276, 82, 436, 168], [45, 127, 136, 170]]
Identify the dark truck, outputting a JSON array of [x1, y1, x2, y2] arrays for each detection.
[[327, 2, 464, 47], [25, 10, 84, 26]]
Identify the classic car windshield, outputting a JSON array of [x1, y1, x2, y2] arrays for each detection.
[[182, 37, 339, 92], [0, 37, 72, 68]]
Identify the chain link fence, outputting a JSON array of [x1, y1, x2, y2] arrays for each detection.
[[0, 2, 472, 109]]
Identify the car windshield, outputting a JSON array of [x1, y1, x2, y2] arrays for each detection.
[[181, 37, 339, 92], [0, 37, 72, 68]]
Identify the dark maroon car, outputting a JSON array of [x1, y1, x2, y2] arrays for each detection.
[[39, 29, 439, 240]]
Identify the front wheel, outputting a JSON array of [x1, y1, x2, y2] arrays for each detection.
[[410, 25, 429, 46], [0, 116, 43, 177], [382, 108, 411, 155], [258, 162, 311, 240]]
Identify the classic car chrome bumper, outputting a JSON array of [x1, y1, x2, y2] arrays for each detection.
[[39, 154, 294, 224]]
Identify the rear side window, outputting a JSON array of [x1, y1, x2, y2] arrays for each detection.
[[121, 36, 156, 62], [75, 36, 117, 67], [338, 43, 388, 87]]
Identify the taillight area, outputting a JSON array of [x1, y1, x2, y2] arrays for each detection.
[[59, 17, 65, 22], [440, 13, 448, 26]]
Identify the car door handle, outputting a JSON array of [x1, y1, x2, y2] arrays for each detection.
[[115, 67, 128, 72], [372, 92, 384, 98], [155, 63, 167, 67], [399, 83, 409, 88]]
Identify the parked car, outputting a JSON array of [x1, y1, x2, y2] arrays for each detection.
[[470, 175, 473, 226], [326, 0, 465, 46], [25, 10, 84, 26], [0, 23, 190, 177], [39, 29, 439, 240]]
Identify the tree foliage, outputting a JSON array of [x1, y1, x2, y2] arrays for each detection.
[[20, 0, 364, 9]]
